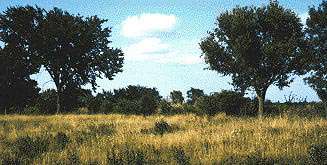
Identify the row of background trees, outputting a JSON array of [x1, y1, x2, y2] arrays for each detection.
[[0, 1, 326, 117]]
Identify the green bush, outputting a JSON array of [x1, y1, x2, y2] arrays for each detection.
[[139, 94, 158, 116], [107, 144, 145, 164], [158, 100, 173, 115], [13, 135, 50, 160], [195, 90, 251, 116], [308, 143, 327, 164], [172, 147, 190, 165], [54, 132, 70, 151], [112, 99, 141, 115], [154, 120, 172, 136]]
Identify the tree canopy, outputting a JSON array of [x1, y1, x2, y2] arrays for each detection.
[[305, 1, 327, 116], [200, 3, 304, 117], [187, 88, 205, 104], [0, 6, 124, 113], [170, 90, 184, 104]]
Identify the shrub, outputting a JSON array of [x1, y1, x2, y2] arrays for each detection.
[[308, 143, 327, 164], [107, 144, 145, 164], [88, 123, 115, 136], [112, 99, 141, 115], [67, 151, 81, 165], [154, 120, 172, 136], [54, 132, 70, 151], [13, 135, 50, 160], [75, 107, 90, 114], [139, 93, 158, 116], [172, 147, 190, 165], [22, 106, 40, 115], [158, 100, 173, 115], [195, 90, 251, 116]]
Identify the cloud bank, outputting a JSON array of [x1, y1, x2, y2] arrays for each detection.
[[121, 13, 177, 38], [121, 13, 201, 65]]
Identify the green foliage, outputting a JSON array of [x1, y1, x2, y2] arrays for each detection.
[[113, 85, 162, 102], [200, 3, 304, 116], [0, 6, 124, 113], [111, 85, 161, 115], [36, 88, 91, 114], [308, 143, 327, 164], [107, 144, 146, 164], [13, 135, 50, 160], [154, 120, 172, 136], [158, 100, 174, 115], [186, 88, 205, 104], [172, 147, 190, 165], [170, 90, 184, 104], [304, 1, 327, 116], [54, 132, 70, 151], [139, 93, 158, 116], [195, 90, 252, 116], [112, 99, 142, 115]]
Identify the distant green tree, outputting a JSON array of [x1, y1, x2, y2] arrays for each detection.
[[186, 88, 205, 104], [170, 90, 184, 104], [200, 3, 304, 117], [113, 85, 161, 102], [0, 6, 124, 114], [305, 1, 327, 117]]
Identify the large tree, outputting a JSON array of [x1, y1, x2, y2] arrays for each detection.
[[200, 3, 304, 117], [1, 6, 124, 113], [305, 1, 327, 117], [0, 6, 41, 114]]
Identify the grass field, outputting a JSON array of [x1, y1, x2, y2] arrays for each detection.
[[0, 114, 326, 164]]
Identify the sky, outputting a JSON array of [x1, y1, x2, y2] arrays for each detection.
[[0, 0, 323, 102]]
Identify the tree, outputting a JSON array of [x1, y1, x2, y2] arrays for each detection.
[[305, 1, 327, 117], [0, 7, 42, 114], [186, 88, 205, 104], [0, 6, 124, 113], [200, 3, 304, 117], [170, 90, 184, 104], [113, 85, 161, 102]]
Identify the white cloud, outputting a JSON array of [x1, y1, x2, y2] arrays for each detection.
[[121, 13, 177, 38], [124, 38, 202, 65], [125, 37, 169, 56], [300, 12, 309, 25]]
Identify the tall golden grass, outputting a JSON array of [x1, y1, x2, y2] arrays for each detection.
[[0, 114, 326, 164]]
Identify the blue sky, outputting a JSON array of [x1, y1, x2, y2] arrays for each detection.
[[0, 0, 322, 102]]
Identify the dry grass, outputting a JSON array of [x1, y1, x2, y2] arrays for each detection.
[[0, 114, 326, 164]]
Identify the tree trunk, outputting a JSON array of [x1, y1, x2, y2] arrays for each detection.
[[257, 95, 265, 118], [56, 84, 62, 114], [255, 87, 268, 118]]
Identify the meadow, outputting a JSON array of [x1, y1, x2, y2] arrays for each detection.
[[0, 114, 326, 164]]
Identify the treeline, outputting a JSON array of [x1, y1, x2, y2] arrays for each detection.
[[3, 84, 324, 118], [0, 1, 326, 117]]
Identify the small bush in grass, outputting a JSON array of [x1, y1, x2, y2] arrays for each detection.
[[14, 135, 50, 160], [154, 120, 172, 136], [54, 132, 69, 151], [308, 143, 327, 164], [67, 151, 81, 165], [88, 123, 115, 136], [107, 144, 145, 164], [172, 147, 190, 165]]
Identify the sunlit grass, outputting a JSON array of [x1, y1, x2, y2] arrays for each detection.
[[0, 114, 326, 164]]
